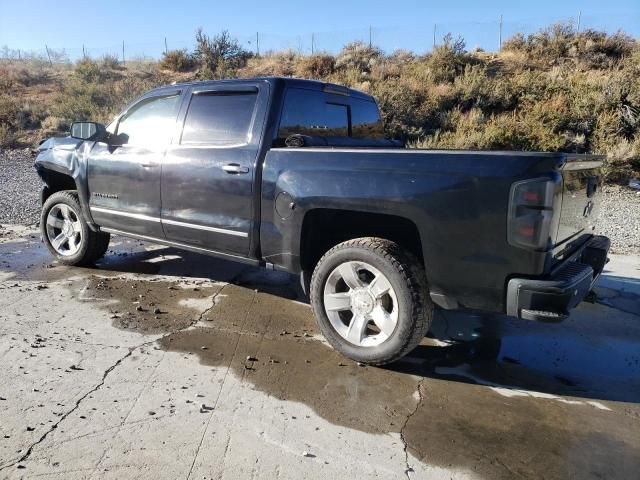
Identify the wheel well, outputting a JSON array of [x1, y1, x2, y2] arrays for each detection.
[[39, 169, 76, 203], [300, 209, 423, 272]]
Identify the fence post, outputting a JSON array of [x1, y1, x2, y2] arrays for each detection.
[[433, 24, 436, 49], [122, 40, 125, 65], [576, 10, 582, 32], [499, 14, 503, 51], [369, 25, 372, 48], [82, 44, 86, 59], [311, 33, 314, 55], [164, 37, 168, 54], [256, 32, 260, 56], [45, 44, 52, 65]]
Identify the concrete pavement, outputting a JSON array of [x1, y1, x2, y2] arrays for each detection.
[[0, 224, 638, 479]]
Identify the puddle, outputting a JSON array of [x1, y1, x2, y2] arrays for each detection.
[[155, 287, 640, 479], [159, 288, 421, 435], [0, 236, 303, 300], [83, 276, 223, 334], [404, 378, 640, 479]]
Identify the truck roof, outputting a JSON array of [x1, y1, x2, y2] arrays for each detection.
[[147, 76, 375, 101]]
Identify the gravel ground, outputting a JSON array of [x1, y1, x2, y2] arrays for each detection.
[[0, 148, 638, 254], [599, 184, 640, 254], [0, 148, 41, 226]]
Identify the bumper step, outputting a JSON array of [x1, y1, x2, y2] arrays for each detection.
[[506, 235, 610, 322], [506, 262, 594, 320]]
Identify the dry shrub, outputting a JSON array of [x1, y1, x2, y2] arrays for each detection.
[[3, 24, 638, 180], [0, 123, 15, 147], [294, 54, 335, 79], [41, 116, 66, 133], [335, 42, 383, 73], [240, 50, 298, 77], [159, 49, 195, 72], [101, 54, 122, 70]]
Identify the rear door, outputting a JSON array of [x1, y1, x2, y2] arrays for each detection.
[[88, 91, 182, 238], [160, 83, 269, 256], [553, 156, 604, 256]]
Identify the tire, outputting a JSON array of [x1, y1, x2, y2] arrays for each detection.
[[40, 190, 111, 266], [310, 237, 433, 365]]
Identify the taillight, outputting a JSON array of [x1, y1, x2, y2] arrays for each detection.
[[508, 179, 555, 250]]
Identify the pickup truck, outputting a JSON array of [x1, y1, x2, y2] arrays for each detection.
[[34, 77, 610, 365]]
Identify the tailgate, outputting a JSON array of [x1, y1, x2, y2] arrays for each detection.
[[553, 155, 605, 258]]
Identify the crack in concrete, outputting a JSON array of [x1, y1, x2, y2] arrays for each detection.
[[83, 283, 229, 478], [194, 283, 227, 326], [0, 347, 134, 472], [0, 282, 229, 473], [399, 377, 425, 479], [185, 287, 255, 480]]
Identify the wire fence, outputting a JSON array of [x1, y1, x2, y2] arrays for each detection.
[[0, 12, 637, 64]]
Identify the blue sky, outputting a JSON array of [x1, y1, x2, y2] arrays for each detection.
[[0, 0, 638, 58]]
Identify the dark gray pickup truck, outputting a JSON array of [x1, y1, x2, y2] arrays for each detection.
[[34, 77, 609, 364]]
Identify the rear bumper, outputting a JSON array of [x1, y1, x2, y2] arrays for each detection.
[[506, 235, 610, 322]]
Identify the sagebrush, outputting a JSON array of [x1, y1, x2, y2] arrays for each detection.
[[1, 23, 638, 180]]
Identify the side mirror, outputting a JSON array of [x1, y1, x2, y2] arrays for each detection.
[[70, 121, 106, 141]]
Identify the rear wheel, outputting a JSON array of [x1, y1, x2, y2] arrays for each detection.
[[310, 237, 433, 365], [40, 191, 110, 266]]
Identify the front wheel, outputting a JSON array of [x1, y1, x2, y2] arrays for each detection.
[[40, 190, 110, 266], [310, 237, 433, 365]]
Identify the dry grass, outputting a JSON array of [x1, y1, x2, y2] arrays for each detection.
[[1, 23, 638, 180]]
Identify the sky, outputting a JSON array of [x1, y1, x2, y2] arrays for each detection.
[[0, 0, 638, 59]]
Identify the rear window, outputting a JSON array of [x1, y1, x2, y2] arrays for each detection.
[[351, 98, 385, 139], [181, 91, 257, 146], [279, 89, 348, 138], [278, 88, 384, 141]]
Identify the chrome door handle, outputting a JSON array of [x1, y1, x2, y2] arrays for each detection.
[[140, 163, 158, 168], [223, 164, 249, 174]]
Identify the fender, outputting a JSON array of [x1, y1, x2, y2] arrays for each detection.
[[34, 137, 99, 231]]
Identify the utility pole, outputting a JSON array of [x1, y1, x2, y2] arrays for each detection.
[[256, 32, 259, 56], [82, 44, 86, 59], [499, 14, 503, 51], [122, 40, 125, 65], [164, 37, 168, 54], [311, 33, 315, 55], [433, 24, 436, 49], [45, 44, 52, 65], [369, 25, 372, 48], [576, 10, 582, 33]]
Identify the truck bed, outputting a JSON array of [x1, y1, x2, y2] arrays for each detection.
[[262, 147, 603, 312]]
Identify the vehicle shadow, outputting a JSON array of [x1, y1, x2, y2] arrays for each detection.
[[388, 301, 640, 403], [97, 241, 640, 404], [95, 241, 306, 300], [2, 236, 638, 405]]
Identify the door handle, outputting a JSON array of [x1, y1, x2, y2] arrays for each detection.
[[223, 164, 249, 174], [140, 163, 158, 168]]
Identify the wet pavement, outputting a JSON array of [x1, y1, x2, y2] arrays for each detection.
[[0, 224, 639, 479]]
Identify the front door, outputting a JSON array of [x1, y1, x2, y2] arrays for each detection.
[[161, 83, 268, 256], [88, 91, 182, 238]]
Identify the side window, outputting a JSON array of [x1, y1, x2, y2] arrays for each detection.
[[181, 92, 257, 146], [351, 98, 385, 139], [116, 94, 180, 146], [278, 89, 348, 139]]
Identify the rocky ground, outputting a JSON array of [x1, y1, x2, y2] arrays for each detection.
[[599, 184, 640, 254], [0, 149, 41, 226], [0, 148, 639, 254]]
